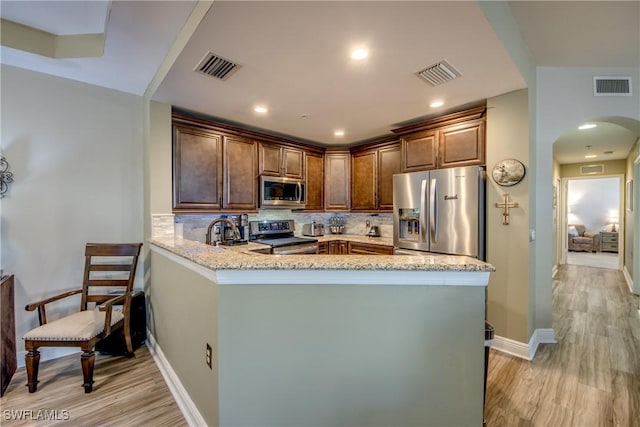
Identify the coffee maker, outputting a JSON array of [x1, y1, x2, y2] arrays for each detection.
[[223, 214, 249, 242]]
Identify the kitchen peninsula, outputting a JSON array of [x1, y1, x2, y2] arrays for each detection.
[[148, 235, 494, 426]]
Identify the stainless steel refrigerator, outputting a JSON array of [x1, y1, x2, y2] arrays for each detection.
[[393, 166, 485, 259]]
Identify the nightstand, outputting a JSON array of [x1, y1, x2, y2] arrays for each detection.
[[600, 231, 619, 253]]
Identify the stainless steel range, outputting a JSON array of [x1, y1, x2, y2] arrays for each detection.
[[249, 220, 318, 254]]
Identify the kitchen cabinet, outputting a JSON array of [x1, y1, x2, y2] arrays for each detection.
[[329, 240, 349, 254], [324, 151, 350, 211], [348, 242, 394, 255], [394, 106, 486, 172], [438, 120, 485, 168], [317, 242, 328, 254], [223, 136, 258, 211], [350, 141, 400, 212], [401, 130, 437, 172], [259, 143, 304, 179], [173, 123, 223, 210], [304, 152, 324, 211], [172, 118, 258, 212]]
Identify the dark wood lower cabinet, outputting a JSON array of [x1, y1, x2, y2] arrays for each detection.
[[1, 275, 16, 396], [348, 242, 394, 255]]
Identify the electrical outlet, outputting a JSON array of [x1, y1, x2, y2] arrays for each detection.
[[205, 343, 212, 369]]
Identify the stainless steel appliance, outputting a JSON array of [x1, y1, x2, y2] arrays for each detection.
[[260, 176, 306, 209], [249, 219, 318, 254], [393, 166, 485, 259], [302, 221, 324, 236]]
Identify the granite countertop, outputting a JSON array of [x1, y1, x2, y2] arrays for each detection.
[[150, 235, 495, 272]]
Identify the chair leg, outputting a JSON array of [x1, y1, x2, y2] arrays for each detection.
[[80, 350, 95, 393], [25, 348, 40, 393]]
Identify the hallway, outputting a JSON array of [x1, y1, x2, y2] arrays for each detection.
[[485, 264, 640, 426]]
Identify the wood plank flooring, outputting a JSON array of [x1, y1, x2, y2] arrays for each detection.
[[485, 264, 640, 426], [0, 345, 186, 427]]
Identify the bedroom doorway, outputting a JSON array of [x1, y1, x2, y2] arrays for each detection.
[[562, 175, 623, 270]]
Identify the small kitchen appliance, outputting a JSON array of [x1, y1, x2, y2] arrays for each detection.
[[260, 176, 306, 209], [302, 221, 325, 237]]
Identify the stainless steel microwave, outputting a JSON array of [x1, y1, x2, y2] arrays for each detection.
[[260, 176, 306, 209]]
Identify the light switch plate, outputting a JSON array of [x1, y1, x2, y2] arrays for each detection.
[[529, 229, 536, 242]]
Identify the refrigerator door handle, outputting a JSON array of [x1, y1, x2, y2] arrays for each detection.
[[420, 179, 428, 243], [430, 178, 437, 243]]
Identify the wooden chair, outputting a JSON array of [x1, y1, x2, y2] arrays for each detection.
[[23, 243, 143, 393]]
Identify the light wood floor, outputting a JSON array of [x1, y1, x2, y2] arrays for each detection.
[[485, 264, 640, 426], [0, 345, 186, 427]]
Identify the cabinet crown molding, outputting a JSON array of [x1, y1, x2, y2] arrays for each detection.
[[391, 105, 486, 136]]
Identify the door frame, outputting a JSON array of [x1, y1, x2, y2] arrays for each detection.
[[560, 174, 625, 270]]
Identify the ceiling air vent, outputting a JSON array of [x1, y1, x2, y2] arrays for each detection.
[[593, 77, 632, 96], [580, 164, 604, 175], [417, 60, 461, 86], [194, 52, 240, 80]]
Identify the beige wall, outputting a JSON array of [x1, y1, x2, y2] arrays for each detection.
[[485, 89, 530, 343], [1, 65, 145, 364], [560, 159, 627, 177], [149, 250, 219, 425]]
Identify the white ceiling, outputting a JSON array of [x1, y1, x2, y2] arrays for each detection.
[[553, 122, 638, 165], [1, 1, 638, 163]]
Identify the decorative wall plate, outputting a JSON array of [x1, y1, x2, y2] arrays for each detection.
[[492, 159, 525, 187]]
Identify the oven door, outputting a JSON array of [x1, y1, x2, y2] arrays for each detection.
[[272, 242, 318, 255], [261, 176, 306, 208]]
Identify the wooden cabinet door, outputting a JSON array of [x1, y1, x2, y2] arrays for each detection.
[[401, 131, 437, 172], [377, 144, 401, 211], [438, 121, 485, 168], [223, 136, 258, 211], [304, 152, 324, 211], [259, 144, 304, 179], [173, 124, 223, 210], [351, 150, 377, 211], [259, 143, 283, 176], [348, 242, 394, 255], [283, 147, 304, 179], [329, 240, 348, 254], [325, 152, 350, 211]]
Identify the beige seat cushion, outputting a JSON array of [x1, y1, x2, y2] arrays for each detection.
[[23, 310, 124, 341]]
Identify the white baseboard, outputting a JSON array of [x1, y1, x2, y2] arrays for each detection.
[[491, 328, 557, 361], [622, 266, 635, 294], [146, 332, 206, 427], [552, 264, 558, 278], [16, 348, 79, 369]]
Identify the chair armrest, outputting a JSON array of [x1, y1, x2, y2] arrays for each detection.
[[583, 232, 596, 238], [99, 291, 135, 336], [25, 289, 83, 326]]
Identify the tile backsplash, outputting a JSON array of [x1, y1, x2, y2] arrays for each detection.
[[160, 210, 393, 243]]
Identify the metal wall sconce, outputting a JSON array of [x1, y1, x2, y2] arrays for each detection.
[[0, 156, 14, 198]]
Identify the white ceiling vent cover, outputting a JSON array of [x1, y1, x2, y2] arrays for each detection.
[[594, 77, 632, 96], [195, 52, 240, 80], [580, 164, 605, 175], [417, 61, 461, 86]]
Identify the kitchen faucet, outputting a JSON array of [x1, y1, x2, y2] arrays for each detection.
[[205, 218, 241, 246]]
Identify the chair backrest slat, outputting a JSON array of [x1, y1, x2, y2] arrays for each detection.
[[81, 243, 142, 310]]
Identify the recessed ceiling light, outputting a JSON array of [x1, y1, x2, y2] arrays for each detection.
[[334, 130, 345, 137], [430, 101, 444, 108], [585, 154, 597, 159], [351, 49, 368, 60], [578, 123, 597, 130], [254, 106, 268, 114]]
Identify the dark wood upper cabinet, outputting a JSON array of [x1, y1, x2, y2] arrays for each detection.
[[401, 131, 437, 172], [259, 143, 304, 179], [350, 141, 400, 212], [394, 105, 486, 172], [351, 150, 377, 211], [377, 145, 401, 211], [304, 151, 324, 211], [324, 151, 350, 211], [438, 120, 485, 168], [173, 124, 223, 210], [223, 136, 258, 211]]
